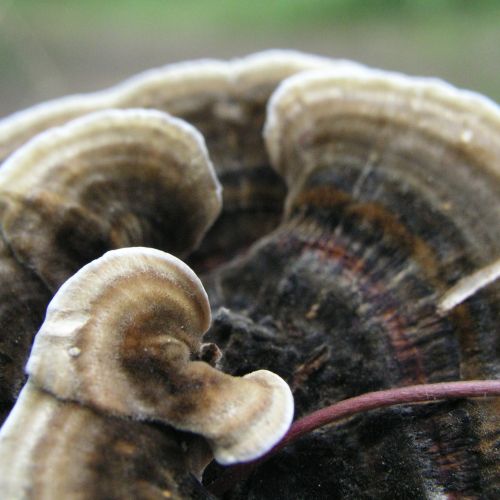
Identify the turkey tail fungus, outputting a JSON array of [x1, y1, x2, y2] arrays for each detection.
[[202, 65, 500, 498], [0, 52, 499, 498], [0, 108, 221, 422], [0, 248, 293, 498]]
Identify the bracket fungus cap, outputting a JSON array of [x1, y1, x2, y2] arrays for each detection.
[[0, 108, 222, 289], [264, 66, 500, 264], [265, 66, 500, 183], [26, 247, 294, 464]]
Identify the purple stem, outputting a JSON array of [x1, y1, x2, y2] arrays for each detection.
[[207, 380, 500, 497]]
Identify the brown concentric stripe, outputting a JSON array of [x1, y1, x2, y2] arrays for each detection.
[[70, 270, 208, 414], [287, 183, 457, 383], [271, 106, 500, 270], [289, 184, 497, 494], [280, 205, 491, 494], [8, 385, 205, 499]]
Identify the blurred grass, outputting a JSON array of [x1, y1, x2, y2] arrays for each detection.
[[11, 0, 500, 30], [1, 0, 499, 116]]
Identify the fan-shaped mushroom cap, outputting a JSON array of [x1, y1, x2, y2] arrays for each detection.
[[27, 247, 294, 464], [264, 67, 500, 264], [0, 108, 221, 290], [0, 51, 363, 269]]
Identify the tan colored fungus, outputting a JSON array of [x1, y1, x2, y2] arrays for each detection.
[[0, 107, 221, 424], [0, 51, 364, 270], [0, 108, 221, 290], [264, 67, 500, 268], [25, 247, 294, 464]]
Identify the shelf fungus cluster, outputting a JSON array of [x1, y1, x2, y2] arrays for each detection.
[[0, 247, 293, 498], [0, 50, 360, 270], [0, 107, 222, 421], [0, 51, 499, 498]]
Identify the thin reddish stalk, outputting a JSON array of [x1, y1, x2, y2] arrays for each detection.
[[207, 380, 500, 496]]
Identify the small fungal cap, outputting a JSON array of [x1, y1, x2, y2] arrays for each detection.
[[26, 247, 293, 464], [0, 108, 221, 288], [26, 247, 210, 407]]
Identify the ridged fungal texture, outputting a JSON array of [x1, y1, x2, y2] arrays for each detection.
[[0, 248, 294, 497], [0, 50, 498, 498], [199, 64, 499, 496], [0, 108, 221, 421], [264, 66, 500, 322], [0, 51, 363, 270]]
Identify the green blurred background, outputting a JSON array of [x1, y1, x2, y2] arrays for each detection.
[[1, 0, 499, 117]]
